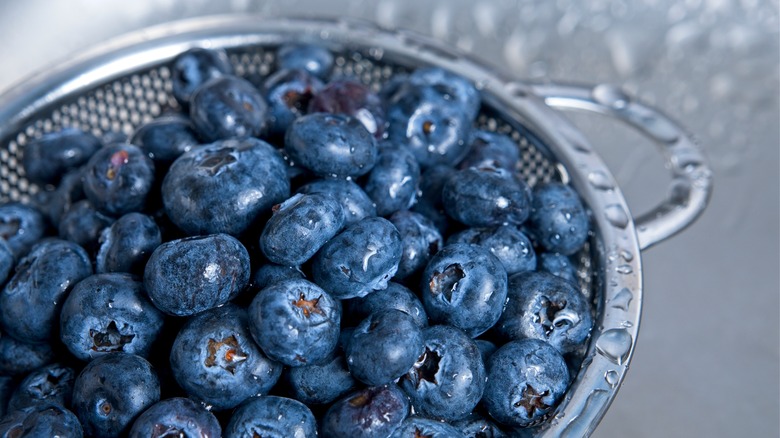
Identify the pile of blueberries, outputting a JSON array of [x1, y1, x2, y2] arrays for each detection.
[[0, 42, 594, 437]]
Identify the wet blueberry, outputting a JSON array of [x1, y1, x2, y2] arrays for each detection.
[[399, 325, 486, 421], [528, 182, 590, 255], [312, 217, 402, 299], [0, 330, 54, 376], [388, 416, 466, 438], [96, 212, 161, 275], [225, 395, 318, 438], [251, 264, 305, 290], [171, 47, 233, 106], [309, 79, 386, 137], [0, 403, 83, 438], [7, 363, 75, 412], [248, 279, 341, 367], [448, 225, 536, 275], [346, 309, 424, 386], [263, 68, 323, 136], [0, 203, 46, 259], [538, 252, 580, 285], [190, 75, 268, 142], [285, 113, 378, 179], [452, 412, 508, 437], [0, 239, 92, 343], [170, 305, 281, 411], [260, 193, 345, 266], [298, 179, 377, 226], [421, 243, 508, 338], [442, 166, 532, 228], [284, 352, 357, 406], [277, 43, 334, 80], [129, 115, 199, 166], [58, 200, 114, 254], [411, 164, 455, 232], [60, 273, 164, 361], [407, 67, 481, 120], [483, 339, 569, 427], [128, 397, 220, 438], [458, 130, 520, 172], [71, 353, 160, 437], [162, 137, 289, 236], [321, 385, 410, 438], [389, 210, 443, 280], [35, 166, 85, 227], [143, 234, 250, 316], [345, 281, 428, 328], [496, 271, 593, 355], [22, 128, 102, 186], [363, 145, 421, 217], [82, 143, 155, 216]]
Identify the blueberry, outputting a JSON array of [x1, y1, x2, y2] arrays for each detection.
[[7, 363, 75, 411], [448, 225, 536, 275], [277, 43, 334, 80], [483, 339, 569, 427], [475, 340, 498, 366], [0, 403, 83, 438], [58, 200, 114, 254], [190, 75, 268, 142], [248, 279, 341, 367], [129, 115, 199, 165], [0, 376, 13, 416], [71, 353, 160, 437], [162, 137, 290, 236], [284, 352, 357, 406], [225, 395, 318, 438], [411, 164, 455, 232], [35, 167, 85, 227], [442, 167, 532, 228], [96, 212, 161, 275], [128, 397, 220, 438], [495, 271, 593, 355], [346, 309, 424, 386], [312, 217, 402, 299], [399, 325, 486, 421], [0, 239, 92, 343], [407, 67, 481, 120], [298, 179, 377, 226], [363, 145, 421, 217], [170, 304, 281, 411], [285, 113, 378, 178], [452, 413, 508, 438], [528, 182, 590, 255], [421, 243, 508, 338], [388, 416, 466, 438], [60, 273, 164, 361], [321, 385, 410, 438], [0, 203, 46, 259], [386, 85, 472, 168], [143, 234, 250, 316], [388, 210, 443, 280], [260, 193, 345, 266], [309, 79, 386, 137], [171, 48, 233, 106], [538, 252, 579, 285], [101, 131, 128, 146], [263, 68, 323, 136], [459, 130, 520, 172], [0, 331, 54, 376], [251, 264, 305, 290], [82, 143, 155, 216], [345, 281, 428, 328], [22, 128, 102, 186]]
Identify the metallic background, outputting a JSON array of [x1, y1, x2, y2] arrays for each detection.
[[0, 1, 776, 436]]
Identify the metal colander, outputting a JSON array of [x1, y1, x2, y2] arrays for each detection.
[[0, 16, 711, 436]]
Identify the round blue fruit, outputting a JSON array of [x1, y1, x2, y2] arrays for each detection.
[[321, 385, 410, 438], [82, 143, 155, 216], [448, 225, 536, 275], [298, 179, 377, 226], [389, 210, 443, 280], [0, 202, 46, 258], [96, 212, 161, 276], [345, 281, 428, 329], [442, 166, 532, 228], [190, 75, 269, 142], [22, 127, 102, 186], [363, 145, 421, 217], [128, 397, 221, 438], [171, 47, 233, 106], [129, 115, 199, 165], [225, 396, 318, 438], [528, 182, 590, 255], [276, 43, 334, 80], [263, 68, 323, 136]]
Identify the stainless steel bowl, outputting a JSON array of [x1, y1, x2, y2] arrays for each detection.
[[0, 16, 712, 436]]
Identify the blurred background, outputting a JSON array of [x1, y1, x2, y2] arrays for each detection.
[[0, 1, 777, 436]]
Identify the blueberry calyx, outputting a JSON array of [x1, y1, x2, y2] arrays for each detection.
[[205, 335, 248, 375], [429, 263, 465, 302], [292, 293, 324, 318], [89, 321, 135, 353], [514, 384, 550, 418]]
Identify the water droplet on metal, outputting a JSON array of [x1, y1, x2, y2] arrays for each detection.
[[619, 249, 633, 261], [592, 84, 630, 109], [588, 170, 614, 190], [595, 328, 633, 365], [616, 264, 633, 274], [560, 389, 609, 437], [605, 370, 619, 388], [610, 288, 633, 311], [604, 204, 629, 229]]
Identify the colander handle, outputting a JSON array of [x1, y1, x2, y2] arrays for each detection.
[[530, 83, 713, 251]]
